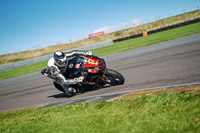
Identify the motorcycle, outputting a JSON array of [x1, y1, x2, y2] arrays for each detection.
[[41, 55, 125, 97]]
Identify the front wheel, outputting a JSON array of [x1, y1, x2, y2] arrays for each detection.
[[53, 81, 65, 92], [104, 69, 125, 85], [53, 81, 75, 97]]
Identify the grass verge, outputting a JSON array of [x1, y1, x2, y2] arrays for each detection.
[[0, 60, 47, 80], [1, 10, 200, 65], [1, 22, 200, 80], [92, 22, 200, 56], [115, 85, 200, 100], [1, 86, 200, 133]]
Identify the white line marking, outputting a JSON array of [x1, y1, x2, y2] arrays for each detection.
[[42, 81, 200, 107], [1, 82, 200, 112]]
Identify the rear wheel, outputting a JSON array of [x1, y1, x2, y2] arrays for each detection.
[[105, 69, 125, 85]]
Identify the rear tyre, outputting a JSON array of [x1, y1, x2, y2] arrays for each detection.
[[105, 69, 125, 85]]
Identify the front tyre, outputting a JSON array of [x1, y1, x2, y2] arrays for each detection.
[[53, 81, 65, 92], [105, 69, 125, 85], [53, 81, 75, 97]]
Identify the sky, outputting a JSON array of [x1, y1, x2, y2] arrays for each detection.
[[0, 0, 199, 55]]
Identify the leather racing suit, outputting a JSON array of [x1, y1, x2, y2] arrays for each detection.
[[44, 50, 92, 93]]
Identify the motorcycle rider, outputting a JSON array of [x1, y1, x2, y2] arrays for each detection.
[[41, 50, 93, 96]]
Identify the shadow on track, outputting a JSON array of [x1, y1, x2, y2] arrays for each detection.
[[48, 93, 67, 98], [48, 85, 112, 99]]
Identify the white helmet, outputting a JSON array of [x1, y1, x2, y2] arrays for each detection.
[[53, 51, 68, 67]]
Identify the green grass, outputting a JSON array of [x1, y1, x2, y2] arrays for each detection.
[[1, 22, 200, 80], [1, 93, 200, 133], [92, 22, 200, 56], [0, 60, 47, 80]]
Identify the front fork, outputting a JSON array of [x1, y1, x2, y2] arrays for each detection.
[[99, 75, 112, 84], [96, 68, 112, 84]]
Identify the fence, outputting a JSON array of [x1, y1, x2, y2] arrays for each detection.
[[1, 18, 200, 72], [113, 18, 200, 42]]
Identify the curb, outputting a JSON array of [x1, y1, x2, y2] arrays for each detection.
[[1, 82, 200, 113]]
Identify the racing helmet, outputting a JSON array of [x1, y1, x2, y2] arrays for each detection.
[[53, 51, 68, 67]]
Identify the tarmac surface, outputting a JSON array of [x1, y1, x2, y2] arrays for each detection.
[[0, 34, 200, 112]]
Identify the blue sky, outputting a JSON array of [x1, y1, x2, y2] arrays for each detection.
[[0, 0, 199, 55]]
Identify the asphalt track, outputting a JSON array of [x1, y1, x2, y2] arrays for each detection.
[[0, 34, 200, 112]]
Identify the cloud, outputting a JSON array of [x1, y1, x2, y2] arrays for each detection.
[[94, 19, 143, 34]]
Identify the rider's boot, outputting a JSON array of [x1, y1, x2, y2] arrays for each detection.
[[55, 79, 75, 97], [62, 85, 75, 97]]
